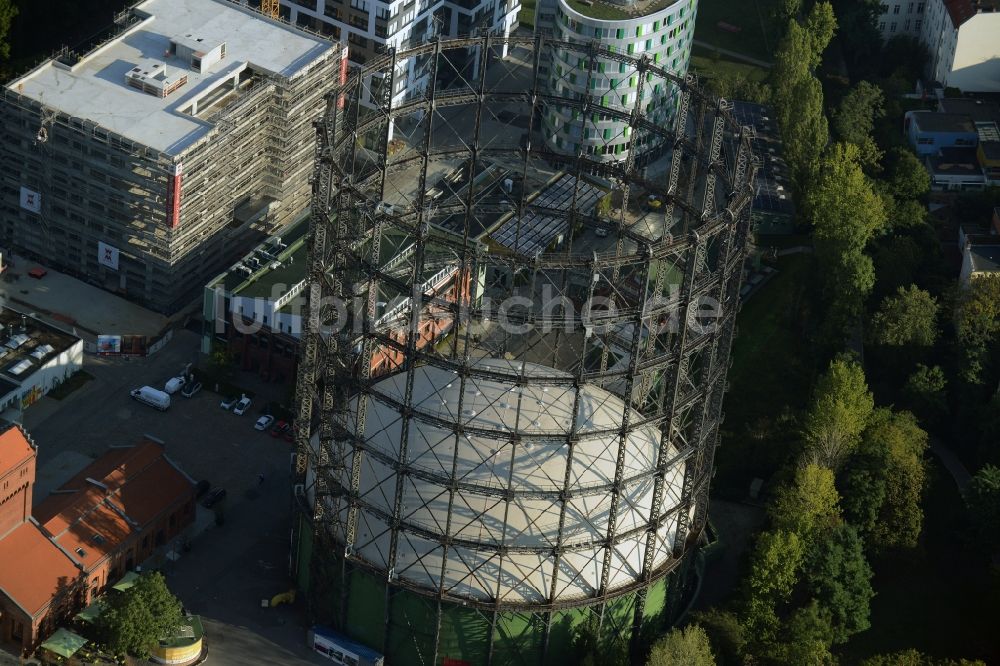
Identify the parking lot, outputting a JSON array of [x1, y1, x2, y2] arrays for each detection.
[[23, 330, 329, 665]]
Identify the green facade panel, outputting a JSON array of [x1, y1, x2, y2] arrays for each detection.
[[311, 561, 679, 666]]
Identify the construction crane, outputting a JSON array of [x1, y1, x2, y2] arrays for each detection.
[[261, 0, 279, 18]]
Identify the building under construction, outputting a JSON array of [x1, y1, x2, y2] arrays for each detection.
[[292, 35, 756, 666], [0, 0, 345, 313]]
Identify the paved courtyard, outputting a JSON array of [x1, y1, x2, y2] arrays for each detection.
[[22, 330, 329, 665]]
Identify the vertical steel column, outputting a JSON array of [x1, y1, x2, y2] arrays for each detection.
[[382, 37, 443, 660]]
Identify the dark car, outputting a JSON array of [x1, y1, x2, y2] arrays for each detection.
[[202, 488, 227, 508], [270, 420, 291, 438], [195, 479, 211, 498]]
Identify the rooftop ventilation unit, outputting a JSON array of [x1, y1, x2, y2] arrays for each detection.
[[8, 359, 33, 376], [169, 35, 227, 74], [30, 344, 55, 360], [5, 333, 29, 349], [125, 59, 188, 98]]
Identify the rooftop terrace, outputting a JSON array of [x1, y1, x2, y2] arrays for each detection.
[[561, 0, 683, 22], [8, 0, 332, 155]]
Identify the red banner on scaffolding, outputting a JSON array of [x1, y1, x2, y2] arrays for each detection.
[[166, 162, 183, 228], [337, 46, 349, 109]]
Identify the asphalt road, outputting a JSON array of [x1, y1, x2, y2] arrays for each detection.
[[23, 330, 329, 665]]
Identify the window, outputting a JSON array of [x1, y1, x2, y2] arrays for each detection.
[[879, 21, 886, 30], [893, 4, 900, 13], [915, 19, 922, 29], [890, 21, 897, 31], [350, 0, 368, 9], [904, 19, 910, 30], [917, 2, 924, 11]]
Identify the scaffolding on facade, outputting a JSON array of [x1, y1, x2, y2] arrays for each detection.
[[293, 34, 757, 665]]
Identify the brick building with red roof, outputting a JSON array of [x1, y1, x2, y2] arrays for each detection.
[[0, 426, 195, 655]]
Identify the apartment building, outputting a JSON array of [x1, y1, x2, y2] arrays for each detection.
[[279, 0, 520, 109], [876, 0, 1000, 93], [0, 0, 344, 313], [535, 0, 698, 162], [875, 0, 926, 39]]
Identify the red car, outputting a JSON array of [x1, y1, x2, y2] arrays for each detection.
[[270, 420, 291, 438], [28, 267, 47, 279]]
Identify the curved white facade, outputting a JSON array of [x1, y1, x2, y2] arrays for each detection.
[[538, 0, 697, 161], [319, 360, 686, 604]]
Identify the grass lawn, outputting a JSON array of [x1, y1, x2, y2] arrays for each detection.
[[694, 0, 782, 62], [714, 253, 818, 497], [47, 371, 94, 400], [689, 44, 770, 85], [838, 463, 1000, 663]]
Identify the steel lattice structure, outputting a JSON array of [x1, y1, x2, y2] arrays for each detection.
[[292, 34, 757, 666]]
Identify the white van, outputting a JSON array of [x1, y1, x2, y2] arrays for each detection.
[[164, 376, 186, 394], [130, 386, 171, 411]]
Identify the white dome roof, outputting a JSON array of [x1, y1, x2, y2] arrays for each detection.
[[325, 359, 687, 604]]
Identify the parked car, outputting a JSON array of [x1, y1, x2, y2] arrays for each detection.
[[255, 415, 275, 431], [220, 395, 239, 410], [270, 420, 291, 438], [195, 480, 211, 499], [130, 386, 170, 411], [164, 376, 186, 394], [202, 488, 226, 508], [181, 381, 202, 398], [233, 396, 252, 415], [595, 227, 609, 238]]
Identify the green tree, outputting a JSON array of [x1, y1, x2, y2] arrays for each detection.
[[646, 625, 716, 666], [803, 2, 837, 68], [831, 0, 883, 76], [761, 601, 836, 665], [872, 234, 924, 299], [903, 363, 947, 419], [955, 275, 1000, 384], [862, 649, 987, 665], [771, 4, 837, 194], [770, 463, 841, 541], [802, 524, 875, 643], [775, 0, 803, 23], [96, 572, 184, 658], [808, 142, 888, 332], [870, 285, 938, 347], [964, 464, 1000, 551], [803, 358, 875, 468], [884, 147, 930, 201], [841, 409, 928, 551], [0, 0, 16, 60], [690, 609, 744, 666], [743, 530, 805, 638], [784, 75, 829, 193], [832, 81, 885, 165]]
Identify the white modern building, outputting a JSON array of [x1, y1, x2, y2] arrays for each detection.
[[876, 0, 1000, 93], [279, 0, 520, 107], [920, 0, 1000, 92], [0, 308, 84, 421], [535, 0, 697, 161]]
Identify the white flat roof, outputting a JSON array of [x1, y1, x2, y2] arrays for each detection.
[[9, 0, 332, 155]]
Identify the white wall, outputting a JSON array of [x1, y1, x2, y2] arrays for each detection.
[[950, 13, 1000, 92], [0, 339, 84, 416]]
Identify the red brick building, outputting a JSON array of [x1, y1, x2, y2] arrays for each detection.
[[0, 427, 195, 655]]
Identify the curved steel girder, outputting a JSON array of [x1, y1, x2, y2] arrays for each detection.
[[331, 474, 690, 555], [331, 127, 741, 223], [324, 182, 753, 271], [335, 537, 688, 613]]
